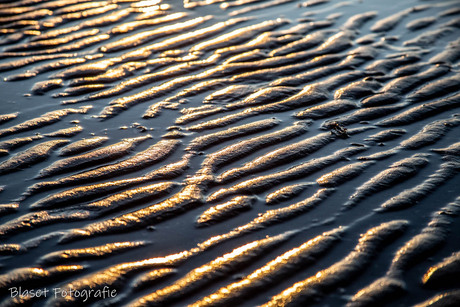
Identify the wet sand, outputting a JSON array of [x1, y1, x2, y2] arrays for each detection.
[[0, 0, 459, 306]]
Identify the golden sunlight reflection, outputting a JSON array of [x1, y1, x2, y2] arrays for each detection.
[[137, 4, 171, 13], [184, 0, 227, 9], [131, 0, 162, 8]]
